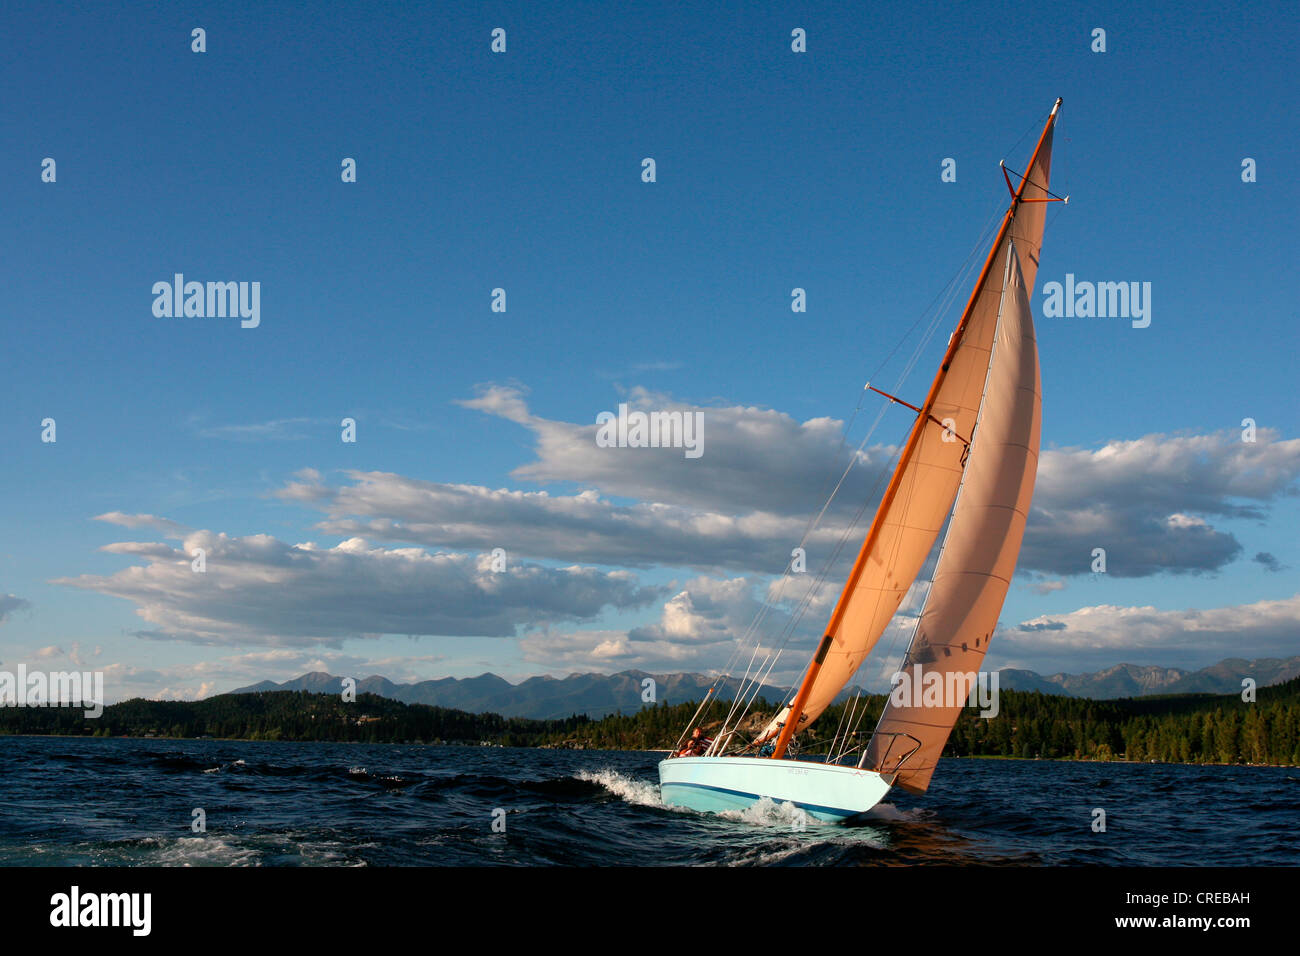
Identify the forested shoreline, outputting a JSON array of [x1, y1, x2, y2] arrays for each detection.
[[3, 676, 1298, 766]]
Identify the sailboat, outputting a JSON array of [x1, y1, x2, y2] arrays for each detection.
[[659, 99, 1066, 822]]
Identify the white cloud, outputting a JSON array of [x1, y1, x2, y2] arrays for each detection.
[[519, 575, 824, 677], [285, 390, 1299, 581], [53, 388, 1300, 691], [95, 512, 190, 538], [54, 528, 662, 647], [998, 593, 1300, 670], [1023, 429, 1300, 577], [458, 383, 889, 517], [1025, 578, 1067, 595], [277, 468, 844, 573]]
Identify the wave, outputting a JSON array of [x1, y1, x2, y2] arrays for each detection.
[[867, 802, 930, 822], [575, 768, 667, 808], [717, 795, 833, 828], [133, 836, 264, 867], [5, 738, 1288, 866]]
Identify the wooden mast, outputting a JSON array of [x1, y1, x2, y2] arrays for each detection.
[[769, 98, 1062, 761]]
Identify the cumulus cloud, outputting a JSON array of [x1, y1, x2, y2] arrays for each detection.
[[86, 662, 216, 703], [1017, 620, 1068, 632], [277, 468, 848, 574], [283, 390, 1298, 582], [458, 384, 891, 518], [512, 572, 929, 688], [999, 593, 1300, 670], [53, 528, 662, 647], [519, 575, 816, 675], [1025, 578, 1067, 595], [1023, 430, 1300, 577], [55, 388, 1300, 687]]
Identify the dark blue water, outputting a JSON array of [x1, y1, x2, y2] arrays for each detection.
[[2, 737, 1295, 865]]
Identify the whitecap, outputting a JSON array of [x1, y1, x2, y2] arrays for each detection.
[[575, 768, 665, 808]]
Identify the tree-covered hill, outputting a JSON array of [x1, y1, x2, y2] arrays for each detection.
[[2, 676, 1297, 765]]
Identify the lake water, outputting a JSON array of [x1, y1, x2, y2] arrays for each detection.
[[2, 737, 1295, 865]]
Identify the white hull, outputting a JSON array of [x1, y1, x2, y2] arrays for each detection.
[[658, 755, 892, 823]]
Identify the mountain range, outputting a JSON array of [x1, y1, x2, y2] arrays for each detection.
[[997, 656, 1300, 698], [232, 670, 786, 720], [230, 655, 1300, 719]]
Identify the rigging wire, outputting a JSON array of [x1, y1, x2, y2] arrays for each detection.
[[705, 201, 1010, 752], [833, 114, 1069, 757], [716, 216, 1006, 748], [680, 103, 1067, 761]]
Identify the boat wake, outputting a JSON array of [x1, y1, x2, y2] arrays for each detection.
[[577, 768, 829, 827], [867, 802, 929, 822], [718, 796, 834, 828], [578, 768, 873, 833], [575, 768, 667, 808]]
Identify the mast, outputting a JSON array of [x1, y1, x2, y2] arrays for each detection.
[[769, 98, 1063, 761]]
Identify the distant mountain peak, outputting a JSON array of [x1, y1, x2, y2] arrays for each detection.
[[229, 656, 1300, 718]]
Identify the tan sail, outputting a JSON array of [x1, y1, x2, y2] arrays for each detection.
[[865, 239, 1041, 793], [763, 108, 1057, 753]]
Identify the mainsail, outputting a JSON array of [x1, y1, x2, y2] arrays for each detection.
[[763, 103, 1058, 757], [865, 238, 1041, 793]]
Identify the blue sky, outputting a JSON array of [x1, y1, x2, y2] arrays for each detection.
[[2, 0, 1297, 701]]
